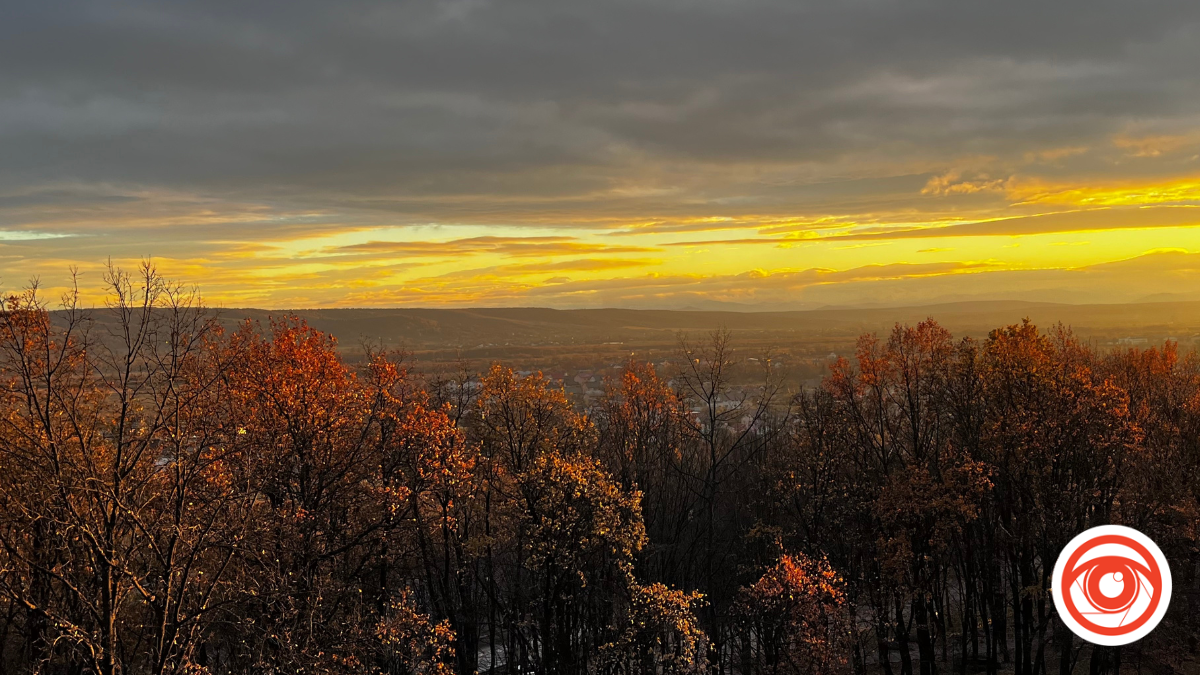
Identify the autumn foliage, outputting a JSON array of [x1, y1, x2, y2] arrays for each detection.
[[0, 267, 1197, 675], [735, 554, 848, 675]]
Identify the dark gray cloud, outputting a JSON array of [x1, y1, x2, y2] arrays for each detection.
[[4, 0, 1200, 225]]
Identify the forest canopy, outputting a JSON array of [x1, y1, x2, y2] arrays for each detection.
[[0, 265, 1195, 675]]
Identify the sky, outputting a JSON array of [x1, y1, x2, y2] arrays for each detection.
[[5, 0, 1200, 310]]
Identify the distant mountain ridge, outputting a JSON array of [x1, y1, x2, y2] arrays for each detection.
[[185, 299, 1200, 349], [56, 299, 1200, 354]]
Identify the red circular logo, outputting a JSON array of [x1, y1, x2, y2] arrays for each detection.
[[1052, 525, 1171, 646]]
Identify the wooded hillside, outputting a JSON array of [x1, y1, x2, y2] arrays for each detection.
[[0, 266, 1195, 675]]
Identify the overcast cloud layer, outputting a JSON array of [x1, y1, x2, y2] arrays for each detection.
[[4, 0, 1200, 308]]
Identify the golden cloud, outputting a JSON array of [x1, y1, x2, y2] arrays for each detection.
[[326, 235, 661, 259], [1111, 133, 1200, 158], [921, 170, 1010, 196]]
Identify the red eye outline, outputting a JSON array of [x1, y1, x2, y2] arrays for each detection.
[[1061, 534, 1163, 637]]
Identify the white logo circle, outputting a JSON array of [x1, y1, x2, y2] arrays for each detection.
[[1052, 525, 1171, 646]]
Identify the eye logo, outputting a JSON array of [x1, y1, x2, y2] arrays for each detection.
[[1052, 525, 1171, 646]]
